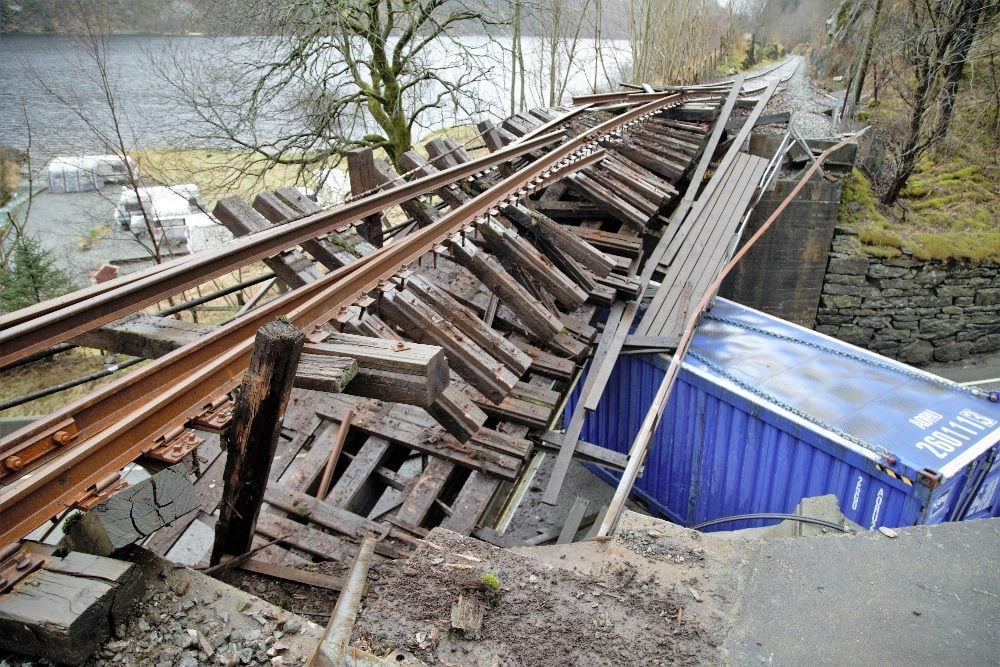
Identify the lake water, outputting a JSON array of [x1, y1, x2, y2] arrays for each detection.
[[0, 34, 631, 161]]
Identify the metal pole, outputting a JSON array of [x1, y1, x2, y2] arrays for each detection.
[[598, 129, 869, 537]]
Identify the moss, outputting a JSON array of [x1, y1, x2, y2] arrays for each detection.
[[62, 511, 83, 534], [481, 572, 501, 595], [839, 168, 887, 227], [860, 244, 902, 258]]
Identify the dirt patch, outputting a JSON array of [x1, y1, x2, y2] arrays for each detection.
[[353, 522, 725, 665]]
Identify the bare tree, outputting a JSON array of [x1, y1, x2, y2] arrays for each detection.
[[31, 1, 167, 262], [881, 0, 997, 204], [168, 1, 501, 174]]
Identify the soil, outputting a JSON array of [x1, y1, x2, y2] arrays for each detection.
[[352, 512, 735, 666]]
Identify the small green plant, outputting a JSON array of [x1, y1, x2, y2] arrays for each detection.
[[62, 511, 83, 534], [481, 572, 501, 595]]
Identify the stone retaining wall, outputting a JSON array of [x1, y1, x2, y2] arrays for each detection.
[[815, 227, 1000, 364]]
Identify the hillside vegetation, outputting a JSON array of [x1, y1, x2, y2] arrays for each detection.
[[792, 0, 1000, 264]]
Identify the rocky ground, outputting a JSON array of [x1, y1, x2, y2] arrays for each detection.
[[0, 548, 324, 667]]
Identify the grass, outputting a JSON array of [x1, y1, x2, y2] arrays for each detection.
[[133, 126, 483, 210], [133, 148, 339, 209], [0, 348, 150, 418]]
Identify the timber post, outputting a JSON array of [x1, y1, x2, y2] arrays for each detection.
[[211, 318, 305, 565]]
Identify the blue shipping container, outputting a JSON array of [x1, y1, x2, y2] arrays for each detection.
[[571, 298, 1000, 531]]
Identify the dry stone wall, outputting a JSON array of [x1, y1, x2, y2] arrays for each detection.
[[815, 227, 1000, 365]]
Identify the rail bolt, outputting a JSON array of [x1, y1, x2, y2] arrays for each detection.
[[53, 430, 73, 446], [5, 456, 24, 472]]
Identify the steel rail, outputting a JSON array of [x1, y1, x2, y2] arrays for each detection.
[[0, 131, 567, 367], [0, 92, 688, 548]]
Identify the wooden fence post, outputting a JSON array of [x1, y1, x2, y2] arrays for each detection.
[[211, 318, 304, 564]]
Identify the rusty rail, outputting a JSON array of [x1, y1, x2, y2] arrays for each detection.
[[0, 131, 565, 367], [0, 92, 690, 548]]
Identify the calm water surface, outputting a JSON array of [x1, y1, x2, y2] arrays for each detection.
[[0, 34, 630, 160]]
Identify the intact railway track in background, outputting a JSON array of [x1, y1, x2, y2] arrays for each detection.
[[0, 60, 798, 560]]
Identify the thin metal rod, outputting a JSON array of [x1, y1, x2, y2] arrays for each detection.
[[318, 409, 354, 500], [690, 513, 851, 532], [598, 128, 869, 537], [0, 357, 145, 412], [312, 535, 377, 667]]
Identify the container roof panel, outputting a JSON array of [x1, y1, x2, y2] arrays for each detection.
[[688, 299, 1000, 480]]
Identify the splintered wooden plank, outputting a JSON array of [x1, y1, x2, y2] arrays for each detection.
[[538, 432, 631, 471], [254, 512, 355, 562], [305, 333, 448, 407], [534, 240, 600, 301], [406, 275, 531, 376], [280, 422, 339, 493], [253, 191, 353, 270], [564, 226, 643, 257], [566, 172, 650, 230], [213, 196, 323, 287], [440, 472, 500, 535], [326, 436, 392, 510], [317, 396, 523, 480], [381, 288, 519, 404], [479, 218, 588, 310], [72, 313, 214, 359], [264, 486, 404, 559], [511, 339, 575, 380], [541, 301, 628, 506], [584, 167, 661, 218], [476, 394, 551, 430], [391, 456, 455, 530], [558, 497, 590, 544], [533, 199, 603, 221], [294, 354, 358, 393], [508, 204, 615, 277], [446, 238, 563, 342]]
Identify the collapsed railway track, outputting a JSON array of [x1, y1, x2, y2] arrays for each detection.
[[0, 60, 796, 576], [0, 90, 716, 549]]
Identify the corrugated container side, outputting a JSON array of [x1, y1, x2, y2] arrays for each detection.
[[568, 354, 936, 531]]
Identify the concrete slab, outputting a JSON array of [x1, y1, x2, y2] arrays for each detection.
[[725, 518, 1000, 666]]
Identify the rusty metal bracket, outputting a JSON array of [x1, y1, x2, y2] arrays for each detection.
[[189, 395, 235, 433], [0, 543, 48, 594], [144, 427, 205, 464], [73, 472, 130, 511], [0, 418, 77, 480]]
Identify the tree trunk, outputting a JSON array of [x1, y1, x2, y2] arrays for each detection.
[[882, 54, 935, 205], [933, 0, 988, 143], [845, 0, 885, 120]]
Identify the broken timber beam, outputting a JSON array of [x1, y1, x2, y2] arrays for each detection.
[[0, 552, 145, 666], [212, 319, 305, 565], [306, 332, 449, 407], [380, 287, 520, 404], [63, 465, 200, 556], [445, 238, 563, 342]]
